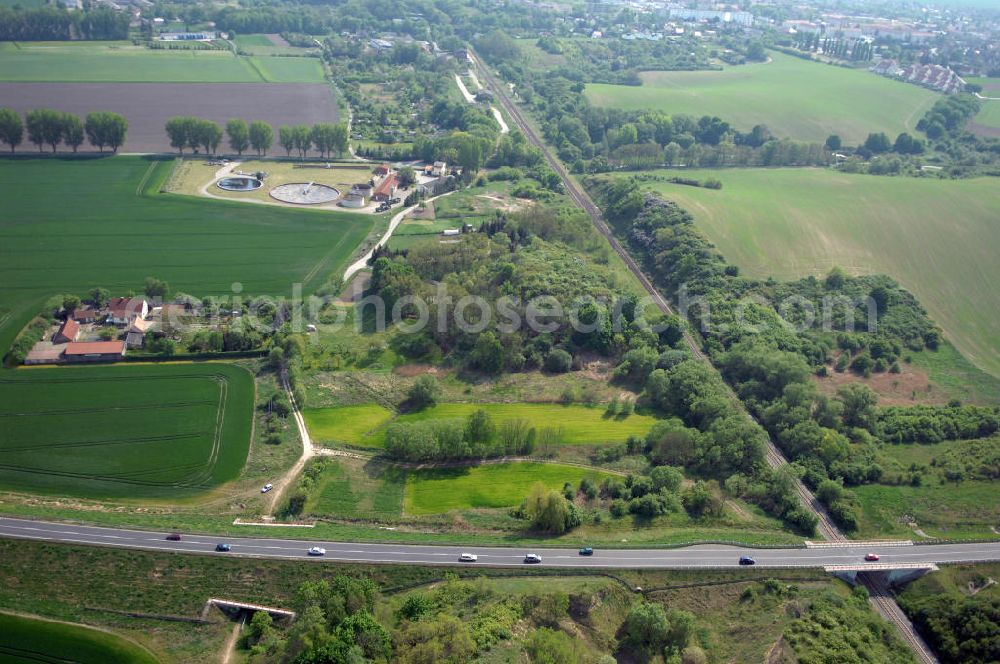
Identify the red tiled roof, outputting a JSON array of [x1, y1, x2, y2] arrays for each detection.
[[373, 173, 398, 197], [72, 307, 97, 320], [64, 341, 125, 356], [373, 164, 391, 175], [108, 297, 146, 317], [56, 319, 80, 341]]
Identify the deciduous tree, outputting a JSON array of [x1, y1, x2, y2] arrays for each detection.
[[0, 107, 23, 153]]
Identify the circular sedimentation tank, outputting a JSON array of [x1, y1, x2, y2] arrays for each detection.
[[216, 176, 263, 191], [270, 181, 340, 205]]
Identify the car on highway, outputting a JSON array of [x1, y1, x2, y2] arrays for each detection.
[[459, 553, 478, 562], [738, 555, 756, 566], [865, 552, 880, 561], [524, 553, 542, 564], [165, 533, 181, 541], [579, 547, 594, 556], [261, 483, 274, 493], [215, 543, 231, 552], [308, 547, 326, 556]]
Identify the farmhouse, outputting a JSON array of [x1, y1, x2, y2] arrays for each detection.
[[416, 175, 450, 196], [64, 340, 126, 363], [372, 173, 398, 202], [431, 161, 448, 176], [107, 297, 149, 326], [71, 308, 98, 323], [53, 319, 80, 344]]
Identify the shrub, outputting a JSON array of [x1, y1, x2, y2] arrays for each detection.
[[408, 374, 441, 409], [544, 348, 573, 373]]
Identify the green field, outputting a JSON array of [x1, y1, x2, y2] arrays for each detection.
[[404, 462, 613, 515], [233, 34, 276, 48], [304, 457, 405, 519], [303, 404, 395, 447], [0, 41, 323, 83], [853, 480, 1000, 540], [0, 612, 159, 664], [0, 157, 374, 356], [970, 98, 1000, 133], [304, 402, 659, 448], [644, 168, 1000, 379], [0, 363, 252, 499], [585, 52, 939, 144]]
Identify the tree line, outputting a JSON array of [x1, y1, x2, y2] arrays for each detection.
[[164, 116, 347, 158], [0, 6, 128, 41], [591, 178, 979, 532], [0, 108, 127, 154], [383, 409, 538, 462]]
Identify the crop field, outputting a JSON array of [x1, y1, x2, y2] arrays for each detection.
[[0, 157, 374, 357], [304, 402, 659, 448], [0, 82, 338, 153], [0, 363, 252, 499], [643, 168, 1000, 379], [0, 612, 159, 664], [404, 462, 613, 515], [585, 52, 939, 144], [0, 41, 324, 83]]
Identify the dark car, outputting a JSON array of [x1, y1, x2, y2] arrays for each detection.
[[166, 533, 182, 541], [579, 547, 594, 556], [215, 543, 231, 552], [739, 555, 756, 566]]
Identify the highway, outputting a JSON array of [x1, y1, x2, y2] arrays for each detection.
[[2, 518, 999, 569]]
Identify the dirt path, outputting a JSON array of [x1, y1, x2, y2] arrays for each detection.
[[491, 106, 510, 134], [265, 372, 315, 515], [342, 190, 456, 282], [219, 615, 244, 664], [455, 74, 477, 103]]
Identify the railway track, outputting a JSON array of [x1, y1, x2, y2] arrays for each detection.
[[473, 51, 843, 540], [472, 51, 935, 661], [861, 573, 939, 663]]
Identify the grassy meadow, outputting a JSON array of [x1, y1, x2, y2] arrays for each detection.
[[403, 462, 613, 515], [0, 363, 253, 499], [643, 168, 1000, 379], [585, 52, 939, 144], [304, 458, 405, 519], [0, 612, 160, 664], [303, 404, 395, 447], [0, 41, 323, 83], [0, 157, 374, 357], [853, 480, 1000, 541], [303, 402, 659, 448]]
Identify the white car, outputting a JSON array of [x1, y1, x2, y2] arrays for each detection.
[[261, 483, 273, 493], [459, 553, 478, 562], [308, 547, 326, 556], [524, 553, 542, 564]]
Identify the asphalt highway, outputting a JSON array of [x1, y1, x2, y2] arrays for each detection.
[[2, 518, 999, 569]]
